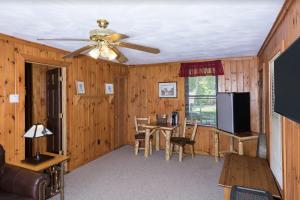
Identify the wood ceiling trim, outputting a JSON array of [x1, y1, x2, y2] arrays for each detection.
[[21, 54, 71, 67], [257, 0, 294, 57]]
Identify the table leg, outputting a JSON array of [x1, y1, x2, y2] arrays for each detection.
[[144, 128, 150, 158], [60, 162, 65, 200], [238, 141, 244, 155], [175, 126, 180, 137], [156, 129, 160, 151], [230, 137, 234, 153], [165, 130, 171, 161], [224, 187, 231, 200], [214, 131, 219, 162]]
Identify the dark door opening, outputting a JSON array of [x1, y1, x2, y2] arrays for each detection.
[[24, 62, 63, 158], [25, 63, 33, 158]]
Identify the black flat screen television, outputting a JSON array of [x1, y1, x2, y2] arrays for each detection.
[[274, 37, 300, 124]]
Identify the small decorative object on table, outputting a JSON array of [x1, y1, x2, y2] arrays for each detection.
[[156, 114, 168, 124], [171, 111, 179, 125]]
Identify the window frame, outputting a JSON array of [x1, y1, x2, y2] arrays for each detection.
[[184, 76, 218, 127]]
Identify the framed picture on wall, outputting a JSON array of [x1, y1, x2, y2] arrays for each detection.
[[75, 81, 85, 95], [105, 83, 114, 94], [158, 82, 177, 98]]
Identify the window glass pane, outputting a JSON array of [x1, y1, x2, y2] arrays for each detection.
[[188, 76, 216, 96], [185, 76, 217, 126], [186, 97, 216, 126]]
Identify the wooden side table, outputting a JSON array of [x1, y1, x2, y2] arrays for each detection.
[[7, 152, 69, 200], [213, 129, 258, 162]]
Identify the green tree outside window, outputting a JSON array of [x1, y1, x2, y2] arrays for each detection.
[[185, 76, 217, 126]]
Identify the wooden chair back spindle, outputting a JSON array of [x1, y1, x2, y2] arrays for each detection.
[[134, 116, 151, 134], [182, 118, 187, 137], [190, 120, 198, 141], [134, 116, 152, 156]]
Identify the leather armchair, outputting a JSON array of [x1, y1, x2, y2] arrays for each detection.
[[0, 145, 49, 200]]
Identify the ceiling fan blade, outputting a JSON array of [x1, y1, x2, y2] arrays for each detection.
[[110, 46, 128, 63], [115, 42, 160, 54], [38, 38, 90, 42], [63, 45, 95, 59], [104, 33, 129, 42]]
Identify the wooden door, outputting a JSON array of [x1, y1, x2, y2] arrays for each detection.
[[113, 76, 127, 149], [46, 68, 62, 154]]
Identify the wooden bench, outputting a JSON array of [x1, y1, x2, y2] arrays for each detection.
[[218, 154, 281, 200]]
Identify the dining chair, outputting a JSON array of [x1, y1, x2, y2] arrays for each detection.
[[170, 118, 198, 162], [134, 116, 153, 155]]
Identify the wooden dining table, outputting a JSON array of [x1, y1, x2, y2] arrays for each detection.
[[140, 122, 179, 160]]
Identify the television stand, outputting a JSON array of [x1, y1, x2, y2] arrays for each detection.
[[212, 129, 258, 162]]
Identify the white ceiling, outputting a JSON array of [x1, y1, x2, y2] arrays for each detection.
[[0, 0, 284, 65]]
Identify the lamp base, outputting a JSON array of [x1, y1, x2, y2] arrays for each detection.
[[22, 154, 54, 165]]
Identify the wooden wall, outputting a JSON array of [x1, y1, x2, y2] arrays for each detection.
[[67, 56, 127, 170], [127, 56, 259, 157], [0, 33, 127, 171], [258, 0, 300, 199]]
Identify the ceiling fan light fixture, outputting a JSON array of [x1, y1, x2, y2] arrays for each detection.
[[43, 19, 159, 62], [100, 45, 110, 58], [108, 49, 117, 60], [100, 45, 117, 60], [88, 48, 101, 59]]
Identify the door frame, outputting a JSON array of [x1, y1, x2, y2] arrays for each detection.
[[268, 51, 283, 189], [22, 54, 69, 158]]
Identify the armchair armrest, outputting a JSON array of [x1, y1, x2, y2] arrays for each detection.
[[0, 165, 49, 200]]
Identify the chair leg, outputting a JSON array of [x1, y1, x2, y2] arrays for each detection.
[[150, 140, 153, 155], [134, 140, 139, 155], [170, 143, 174, 157], [191, 145, 195, 159], [179, 146, 183, 162]]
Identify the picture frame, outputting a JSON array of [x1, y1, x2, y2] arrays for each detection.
[[105, 83, 114, 94], [75, 81, 85, 95], [158, 82, 177, 98]]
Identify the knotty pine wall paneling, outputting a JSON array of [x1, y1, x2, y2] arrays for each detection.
[[258, 0, 300, 199], [127, 56, 259, 157], [0, 33, 127, 171]]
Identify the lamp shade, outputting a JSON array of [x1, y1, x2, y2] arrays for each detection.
[[24, 124, 53, 138]]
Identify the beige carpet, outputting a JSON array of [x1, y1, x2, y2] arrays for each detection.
[[51, 145, 224, 200]]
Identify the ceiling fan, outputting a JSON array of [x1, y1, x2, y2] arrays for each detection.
[[38, 19, 160, 63]]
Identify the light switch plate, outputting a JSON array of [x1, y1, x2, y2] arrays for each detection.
[[9, 94, 19, 103]]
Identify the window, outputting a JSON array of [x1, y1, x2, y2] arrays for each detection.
[[185, 76, 217, 126]]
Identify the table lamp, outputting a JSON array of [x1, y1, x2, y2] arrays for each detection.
[[24, 123, 54, 162]]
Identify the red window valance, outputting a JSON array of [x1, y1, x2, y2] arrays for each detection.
[[179, 60, 224, 77]]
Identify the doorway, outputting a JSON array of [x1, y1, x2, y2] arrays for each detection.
[[269, 52, 283, 189], [25, 62, 67, 157], [113, 76, 127, 149]]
